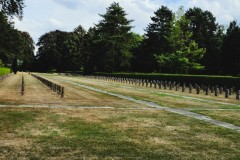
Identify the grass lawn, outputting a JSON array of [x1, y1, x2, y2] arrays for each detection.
[[194, 110, 240, 127], [44, 74, 240, 110], [1, 73, 240, 159], [1, 107, 240, 159]]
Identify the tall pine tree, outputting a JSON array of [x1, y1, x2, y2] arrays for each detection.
[[136, 6, 173, 72], [94, 2, 133, 72], [221, 21, 240, 75]]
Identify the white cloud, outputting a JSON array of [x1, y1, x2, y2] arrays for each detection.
[[48, 18, 62, 27]]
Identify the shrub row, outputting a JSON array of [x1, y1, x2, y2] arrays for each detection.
[[0, 68, 11, 76], [93, 72, 240, 90]]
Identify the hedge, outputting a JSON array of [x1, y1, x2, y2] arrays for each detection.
[[93, 72, 240, 90], [0, 68, 11, 76]]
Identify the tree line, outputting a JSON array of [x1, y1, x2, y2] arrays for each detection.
[[35, 3, 240, 75], [0, 0, 35, 73], [1, 1, 239, 75]]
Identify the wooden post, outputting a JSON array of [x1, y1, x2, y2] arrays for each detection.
[[215, 88, 219, 96], [21, 75, 24, 96], [225, 89, 229, 98], [61, 87, 64, 98], [205, 86, 209, 95], [182, 84, 185, 92], [176, 83, 179, 91], [219, 87, 223, 94], [211, 86, 214, 93], [158, 82, 162, 89], [229, 88, 232, 95], [196, 86, 200, 94], [189, 84, 192, 93], [236, 90, 240, 100]]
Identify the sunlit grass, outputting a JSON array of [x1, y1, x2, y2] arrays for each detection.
[[1, 108, 240, 159]]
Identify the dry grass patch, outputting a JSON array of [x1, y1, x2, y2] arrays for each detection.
[[0, 73, 147, 108], [194, 110, 240, 127], [48, 75, 239, 109], [57, 75, 240, 103], [1, 107, 240, 159]]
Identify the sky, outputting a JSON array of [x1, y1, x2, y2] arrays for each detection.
[[13, 0, 240, 45]]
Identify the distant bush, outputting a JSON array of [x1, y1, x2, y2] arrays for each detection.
[[94, 72, 240, 89], [0, 68, 11, 76]]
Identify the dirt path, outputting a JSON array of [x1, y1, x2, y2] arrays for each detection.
[[53, 77, 240, 132]]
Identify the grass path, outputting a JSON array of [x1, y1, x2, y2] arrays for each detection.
[[47, 75, 240, 132]]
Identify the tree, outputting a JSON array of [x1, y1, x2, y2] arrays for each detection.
[[155, 7, 206, 73], [72, 25, 86, 70], [185, 7, 221, 74], [19, 31, 35, 70], [221, 21, 240, 75], [82, 27, 96, 74], [36, 30, 63, 71], [0, 0, 24, 19], [94, 2, 133, 72], [0, 12, 33, 71], [0, 11, 15, 64], [138, 6, 173, 72], [129, 32, 144, 72], [36, 29, 84, 72]]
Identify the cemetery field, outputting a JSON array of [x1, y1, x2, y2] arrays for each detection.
[[0, 73, 240, 159]]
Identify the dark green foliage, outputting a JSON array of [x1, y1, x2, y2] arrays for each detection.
[[135, 6, 173, 72], [221, 21, 240, 75], [155, 7, 205, 74], [0, 0, 24, 19], [19, 32, 35, 70], [82, 27, 97, 74], [12, 57, 17, 74], [0, 12, 34, 71], [0, 12, 17, 64], [185, 7, 222, 74], [36, 29, 84, 72], [93, 2, 133, 72]]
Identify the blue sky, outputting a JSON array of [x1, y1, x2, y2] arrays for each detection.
[[13, 0, 240, 45]]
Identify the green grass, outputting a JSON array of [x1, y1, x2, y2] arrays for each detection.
[[0, 67, 11, 76], [193, 110, 240, 127], [1, 108, 240, 159]]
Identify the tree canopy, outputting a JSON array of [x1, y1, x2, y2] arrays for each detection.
[[221, 21, 240, 75], [0, 11, 34, 71], [155, 7, 205, 74], [93, 2, 134, 72], [134, 6, 173, 72], [0, 0, 24, 19]]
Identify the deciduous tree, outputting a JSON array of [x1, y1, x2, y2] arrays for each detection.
[[155, 7, 205, 73]]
